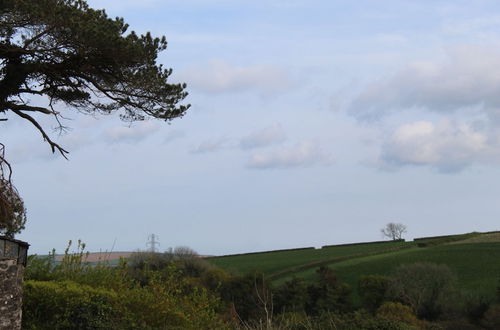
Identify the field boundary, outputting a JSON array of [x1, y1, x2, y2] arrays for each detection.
[[267, 244, 413, 280], [321, 239, 405, 249], [206, 246, 315, 259]]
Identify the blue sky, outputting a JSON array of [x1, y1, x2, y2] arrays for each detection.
[[5, 0, 500, 255]]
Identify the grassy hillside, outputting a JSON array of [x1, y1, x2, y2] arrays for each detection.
[[208, 232, 500, 305], [207, 240, 411, 276], [274, 243, 500, 302]]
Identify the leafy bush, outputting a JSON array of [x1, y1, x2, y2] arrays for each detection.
[[387, 263, 458, 320], [305, 266, 351, 315], [274, 277, 309, 314], [23, 242, 228, 329], [127, 247, 214, 280], [462, 291, 492, 323], [220, 272, 273, 322], [358, 275, 390, 312], [377, 302, 419, 327], [23, 280, 117, 330]]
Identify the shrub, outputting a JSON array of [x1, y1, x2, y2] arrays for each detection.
[[462, 291, 492, 324], [220, 272, 272, 322], [274, 277, 309, 313], [23, 280, 117, 330], [359, 275, 390, 312], [305, 266, 351, 315], [23, 242, 228, 329], [387, 263, 458, 320], [377, 302, 419, 327]]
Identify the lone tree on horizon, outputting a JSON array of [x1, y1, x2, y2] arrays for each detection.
[[0, 0, 189, 236], [381, 222, 407, 241]]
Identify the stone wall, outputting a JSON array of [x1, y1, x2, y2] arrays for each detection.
[[0, 259, 24, 330]]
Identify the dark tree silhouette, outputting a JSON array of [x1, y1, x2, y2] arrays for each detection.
[[0, 0, 189, 235], [381, 222, 407, 240], [0, 0, 189, 157]]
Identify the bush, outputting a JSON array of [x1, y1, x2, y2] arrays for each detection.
[[462, 291, 492, 323], [387, 263, 458, 320], [220, 272, 273, 322], [377, 302, 420, 327], [23, 242, 228, 329], [23, 280, 117, 330], [359, 275, 390, 312], [274, 277, 309, 313], [305, 266, 351, 315]]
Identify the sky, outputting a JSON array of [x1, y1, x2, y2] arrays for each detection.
[[4, 0, 500, 255]]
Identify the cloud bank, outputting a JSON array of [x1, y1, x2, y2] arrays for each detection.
[[379, 120, 500, 172], [349, 44, 500, 121]]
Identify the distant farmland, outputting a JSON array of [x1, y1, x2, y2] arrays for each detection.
[[206, 231, 500, 304]]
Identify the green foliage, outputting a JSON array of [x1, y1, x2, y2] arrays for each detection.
[[25, 240, 123, 288], [126, 247, 215, 285], [358, 275, 390, 312], [462, 291, 492, 323], [261, 310, 416, 330], [23, 280, 117, 330], [387, 263, 458, 320], [220, 272, 273, 322], [284, 242, 500, 307], [305, 266, 351, 315], [23, 241, 228, 329], [376, 302, 420, 327], [274, 277, 309, 314]]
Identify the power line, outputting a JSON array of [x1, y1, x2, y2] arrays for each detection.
[[146, 234, 160, 253]]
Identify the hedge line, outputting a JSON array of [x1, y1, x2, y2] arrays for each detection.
[[22, 279, 227, 329], [321, 239, 405, 249], [208, 246, 315, 259]]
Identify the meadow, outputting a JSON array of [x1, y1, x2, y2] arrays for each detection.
[[208, 240, 410, 277], [207, 232, 500, 305]]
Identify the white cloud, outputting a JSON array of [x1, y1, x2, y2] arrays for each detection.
[[379, 120, 500, 172], [178, 59, 294, 95], [240, 124, 286, 149], [247, 141, 332, 169], [349, 44, 500, 121], [104, 121, 160, 143]]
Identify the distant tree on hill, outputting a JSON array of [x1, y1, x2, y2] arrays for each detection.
[[381, 222, 407, 241]]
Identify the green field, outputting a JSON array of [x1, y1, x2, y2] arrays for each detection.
[[207, 233, 500, 305], [274, 243, 500, 303], [207, 240, 411, 277]]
